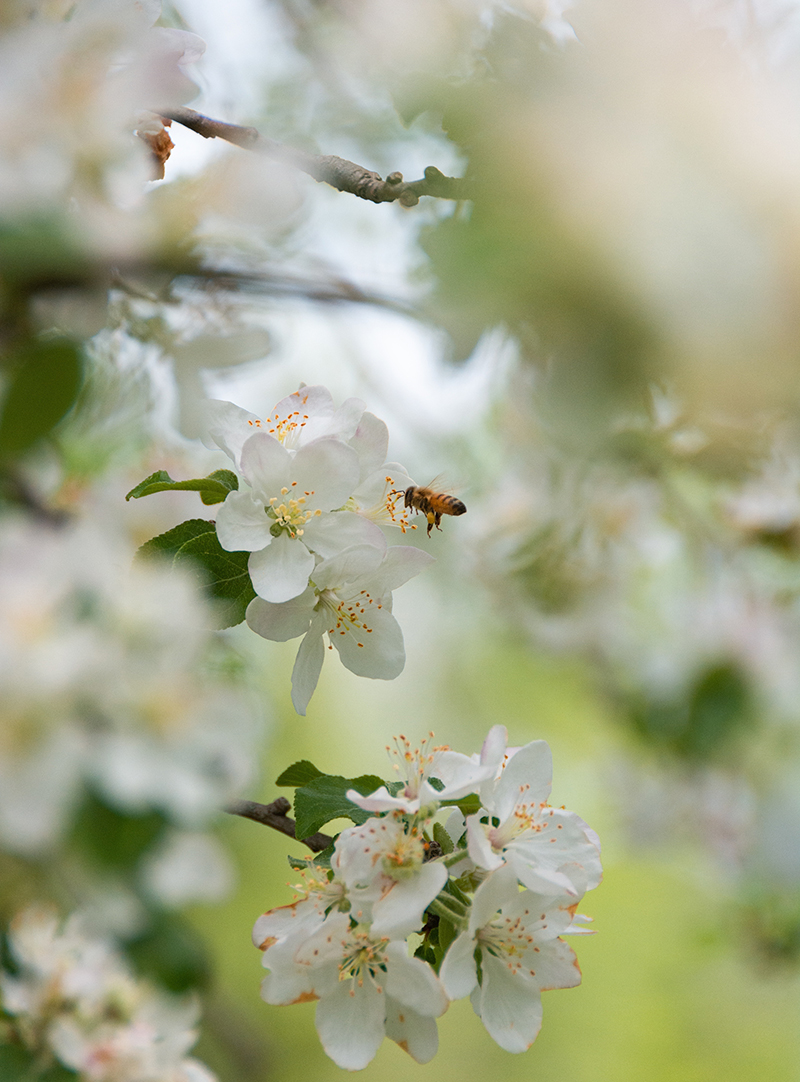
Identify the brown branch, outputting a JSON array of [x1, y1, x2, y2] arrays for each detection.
[[161, 106, 469, 207], [225, 797, 333, 853]]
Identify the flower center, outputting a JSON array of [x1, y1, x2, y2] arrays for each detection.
[[266, 483, 322, 539], [247, 408, 311, 447], [386, 732, 450, 799], [489, 790, 547, 849], [317, 587, 380, 650], [338, 930, 388, 988], [479, 914, 537, 975]]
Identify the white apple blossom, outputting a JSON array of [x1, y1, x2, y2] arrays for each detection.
[[214, 429, 388, 603], [290, 912, 448, 1070], [205, 387, 366, 471], [246, 544, 433, 713], [348, 732, 497, 816], [1, 906, 217, 1082], [333, 814, 448, 937], [466, 729, 602, 897], [439, 865, 583, 1053]]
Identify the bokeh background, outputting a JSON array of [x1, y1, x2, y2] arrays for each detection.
[[2, 0, 800, 1079]]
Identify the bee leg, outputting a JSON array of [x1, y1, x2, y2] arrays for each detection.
[[434, 511, 443, 532], [426, 512, 435, 537]]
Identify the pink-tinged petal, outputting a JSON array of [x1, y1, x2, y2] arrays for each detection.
[[291, 438, 360, 511], [524, 938, 581, 991], [312, 546, 385, 591], [239, 432, 291, 500], [204, 399, 262, 468], [252, 898, 321, 949], [331, 606, 405, 680], [371, 862, 448, 938], [384, 997, 439, 1063], [302, 511, 387, 560], [384, 942, 448, 1017], [477, 954, 543, 1053], [439, 931, 479, 1000], [349, 413, 389, 481], [248, 534, 315, 603], [466, 815, 504, 874], [491, 740, 552, 821], [246, 588, 315, 641], [469, 864, 520, 931], [290, 615, 327, 716], [346, 786, 418, 814], [215, 491, 272, 552], [362, 545, 435, 596], [314, 979, 385, 1071], [260, 954, 317, 1005]]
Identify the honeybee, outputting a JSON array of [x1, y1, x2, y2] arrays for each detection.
[[402, 483, 467, 537]]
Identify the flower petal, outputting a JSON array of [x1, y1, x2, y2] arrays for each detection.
[[302, 511, 387, 560], [214, 491, 272, 552], [314, 979, 385, 1071], [331, 605, 405, 679], [491, 740, 552, 820], [291, 438, 360, 511], [384, 997, 439, 1064], [371, 862, 448, 939], [312, 546, 385, 591], [204, 399, 262, 469], [248, 534, 315, 603], [246, 588, 315, 641], [239, 432, 291, 501], [362, 544, 434, 596], [291, 617, 327, 716], [384, 942, 448, 1017], [477, 954, 543, 1053], [349, 412, 389, 481], [439, 931, 479, 1001]]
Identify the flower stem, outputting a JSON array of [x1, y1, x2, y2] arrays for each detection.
[[427, 896, 468, 928]]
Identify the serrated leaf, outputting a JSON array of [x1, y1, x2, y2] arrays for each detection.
[[275, 760, 324, 787], [433, 917, 457, 967], [125, 468, 238, 504], [137, 519, 256, 629], [293, 773, 385, 840], [433, 820, 454, 854], [0, 337, 83, 457]]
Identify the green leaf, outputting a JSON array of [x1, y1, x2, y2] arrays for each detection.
[[175, 530, 256, 628], [441, 793, 481, 817], [287, 846, 333, 871], [293, 774, 385, 840], [137, 518, 216, 560], [125, 468, 238, 504], [432, 820, 454, 854], [433, 917, 457, 967], [275, 760, 325, 787], [137, 519, 256, 629], [0, 337, 83, 457]]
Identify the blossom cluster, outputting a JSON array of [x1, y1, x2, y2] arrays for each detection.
[[0, 514, 258, 903], [205, 387, 434, 713], [252, 726, 601, 1068], [0, 906, 216, 1082]]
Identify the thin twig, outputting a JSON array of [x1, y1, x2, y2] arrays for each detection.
[[162, 106, 469, 207], [225, 797, 333, 853]]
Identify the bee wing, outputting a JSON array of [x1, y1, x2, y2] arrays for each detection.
[[423, 474, 461, 496]]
